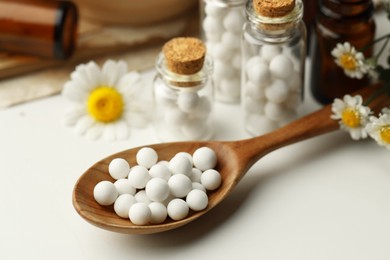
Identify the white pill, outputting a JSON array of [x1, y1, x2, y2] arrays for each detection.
[[269, 54, 293, 79], [219, 78, 241, 98], [192, 182, 207, 193], [245, 81, 265, 99], [205, 2, 226, 17], [265, 79, 289, 103], [128, 165, 150, 189], [193, 147, 217, 171], [148, 202, 168, 224], [114, 178, 136, 195], [176, 152, 193, 165], [93, 181, 118, 206], [168, 174, 192, 198], [193, 96, 212, 120], [201, 169, 222, 190], [164, 107, 188, 125], [177, 91, 199, 113], [264, 102, 287, 120], [213, 42, 234, 61], [167, 199, 189, 221], [135, 190, 152, 204], [223, 10, 244, 33], [149, 164, 171, 181], [247, 63, 271, 86], [244, 96, 266, 114], [108, 158, 130, 180], [129, 202, 151, 225], [221, 31, 241, 49], [145, 178, 170, 202], [168, 154, 193, 176], [231, 52, 241, 70], [260, 45, 282, 63], [136, 147, 158, 169], [186, 189, 208, 211], [245, 56, 266, 74], [114, 194, 136, 218], [190, 168, 202, 183], [246, 114, 277, 135], [214, 60, 235, 79], [203, 16, 223, 34], [205, 32, 221, 43], [285, 92, 302, 109]]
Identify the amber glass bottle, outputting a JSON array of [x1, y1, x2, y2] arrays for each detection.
[[0, 0, 78, 59], [310, 0, 376, 104]]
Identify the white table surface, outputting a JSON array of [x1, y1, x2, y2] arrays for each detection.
[[1, 11, 390, 259]]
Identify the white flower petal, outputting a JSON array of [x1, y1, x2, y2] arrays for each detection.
[[102, 124, 116, 141], [117, 71, 143, 94], [114, 120, 130, 140], [102, 60, 128, 87], [72, 61, 102, 89], [62, 81, 89, 103], [85, 123, 104, 140], [63, 106, 85, 126], [74, 115, 95, 135]]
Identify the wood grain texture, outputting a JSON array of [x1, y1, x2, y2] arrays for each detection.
[[73, 83, 389, 235]]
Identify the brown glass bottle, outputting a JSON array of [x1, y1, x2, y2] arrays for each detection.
[[0, 0, 78, 59], [310, 0, 376, 105]]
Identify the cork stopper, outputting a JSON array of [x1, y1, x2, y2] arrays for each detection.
[[162, 37, 206, 75], [253, 0, 295, 18]]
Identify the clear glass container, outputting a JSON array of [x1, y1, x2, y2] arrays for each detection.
[[242, 0, 306, 136], [153, 52, 214, 142], [200, 0, 246, 103]]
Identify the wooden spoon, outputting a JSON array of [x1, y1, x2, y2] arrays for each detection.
[[73, 85, 389, 234]]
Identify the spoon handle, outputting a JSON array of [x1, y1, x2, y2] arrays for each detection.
[[234, 83, 389, 168]]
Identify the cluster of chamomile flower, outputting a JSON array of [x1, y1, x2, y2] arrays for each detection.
[[330, 3, 390, 149]]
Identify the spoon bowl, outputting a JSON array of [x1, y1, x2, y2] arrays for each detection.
[[73, 84, 388, 234]]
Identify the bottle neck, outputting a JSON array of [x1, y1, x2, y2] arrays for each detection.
[[319, 0, 374, 18], [246, 0, 304, 35]]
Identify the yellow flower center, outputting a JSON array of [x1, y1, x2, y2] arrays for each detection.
[[341, 107, 361, 128], [379, 125, 390, 144], [87, 86, 124, 123], [339, 53, 357, 71]]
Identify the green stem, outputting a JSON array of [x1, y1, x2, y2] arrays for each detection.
[[360, 33, 390, 53], [363, 83, 389, 106]]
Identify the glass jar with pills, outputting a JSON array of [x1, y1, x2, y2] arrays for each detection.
[[200, 0, 246, 103], [242, 0, 306, 136], [153, 37, 214, 142]]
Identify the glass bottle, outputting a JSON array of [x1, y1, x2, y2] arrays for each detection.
[[242, 0, 306, 136], [310, 0, 376, 105], [199, 0, 246, 103], [153, 39, 214, 142], [0, 0, 78, 59]]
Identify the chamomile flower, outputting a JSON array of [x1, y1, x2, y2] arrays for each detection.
[[331, 42, 368, 79], [366, 107, 390, 149], [331, 94, 371, 140], [62, 60, 153, 141]]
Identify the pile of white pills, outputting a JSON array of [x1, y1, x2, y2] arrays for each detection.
[[242, 44, 302, 135], [93, 146, 221, 225], [154, 84, 213, 141], [202, 1, 246, 102]]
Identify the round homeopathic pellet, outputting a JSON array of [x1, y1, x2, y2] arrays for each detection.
[[168, 154, 193, 176], [114, 178, 136, 195], [134, 190, 152, 204], [193, 146, 217, 171], [145, 178, 170, 202], [269, 54, 293, 79], [149, 164, 171, 181], [168, 174, 192, 198], [128, 165, 151, 189], [201, 169, 222, 190], [177, 91, 200, 113], [114, 194, 136, 218], [136, 147, 158, 169], [167, 199, 189, 221], [129, 202, 151, 225], [148, 202, 168, 224], [93, 181, 118, 206], [108, 158, 130, 180], [186, 189, 208, 211]]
